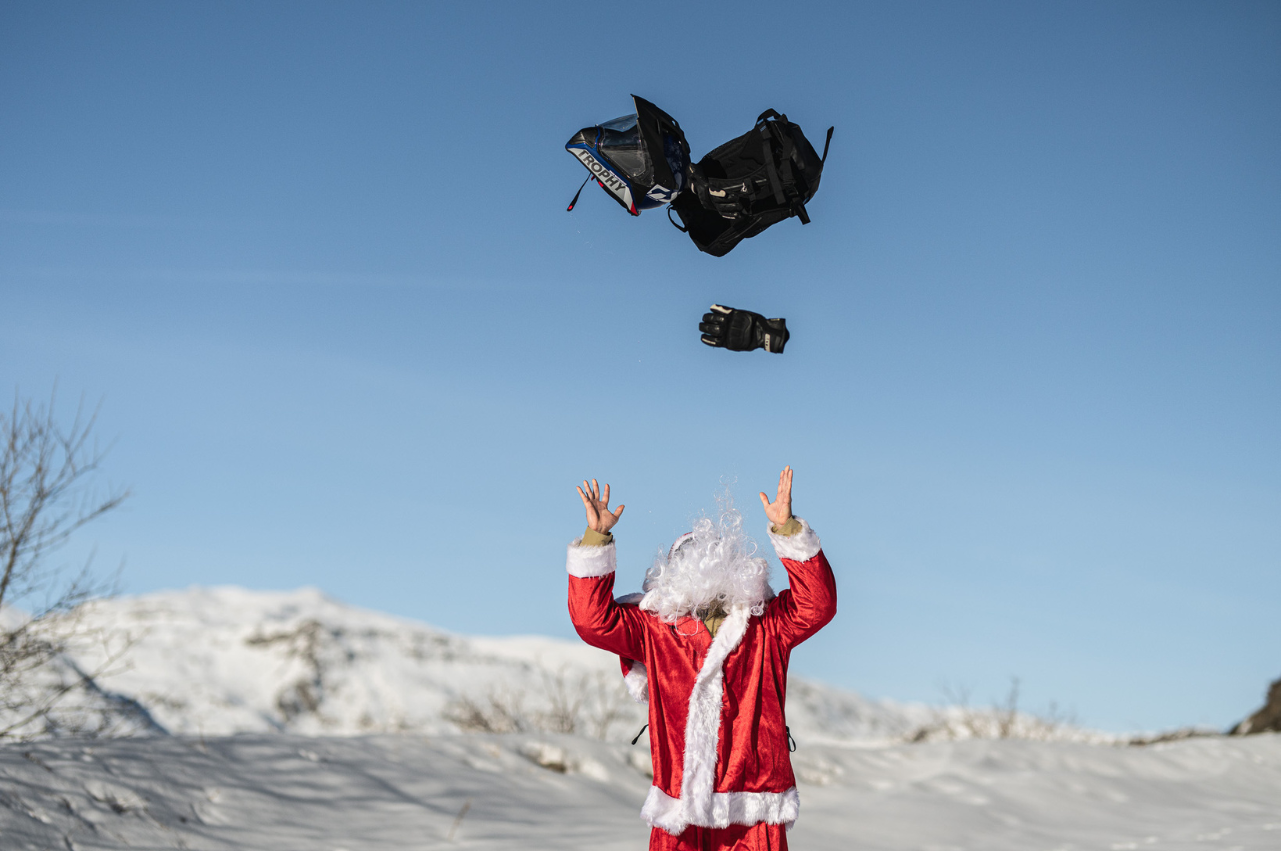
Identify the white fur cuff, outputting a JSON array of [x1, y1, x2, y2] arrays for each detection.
[[767, 518, 822, 562], [623, 661, 649, 704], [641, 785, 800, 833], [566, 539, 617, 578]]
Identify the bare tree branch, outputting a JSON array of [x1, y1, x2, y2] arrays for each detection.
[[445, 667, 639, 741], [0, 388, 130, 740]]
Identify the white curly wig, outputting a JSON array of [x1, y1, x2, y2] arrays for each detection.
[[639, 497, 774, 623]]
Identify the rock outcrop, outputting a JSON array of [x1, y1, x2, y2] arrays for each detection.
[[1230, 677, 1281, 735]]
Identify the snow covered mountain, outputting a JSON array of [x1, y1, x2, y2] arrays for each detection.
[[8, 586, 930, 743]]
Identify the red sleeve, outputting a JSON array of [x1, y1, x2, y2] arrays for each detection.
[[764, 549, 838, 649], [565, 542, 648, 660]]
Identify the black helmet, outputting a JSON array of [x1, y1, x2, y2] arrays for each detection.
[[566, 95, 691, 215]]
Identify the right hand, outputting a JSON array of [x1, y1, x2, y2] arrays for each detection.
[[577, 478, 625, 534], [759, 465, 794, 527]]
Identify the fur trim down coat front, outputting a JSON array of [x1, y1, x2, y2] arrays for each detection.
[[566, 520, 836, 836]]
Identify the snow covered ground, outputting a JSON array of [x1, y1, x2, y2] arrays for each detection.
[[2, 587, 1278, 849], [2, 732, 1279, 850]]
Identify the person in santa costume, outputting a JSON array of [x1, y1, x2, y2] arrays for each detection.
[[567, 466, 837, 851]]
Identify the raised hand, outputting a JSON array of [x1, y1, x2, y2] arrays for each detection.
[[577, 478, 625, 535], [759, 466, 793, 527]]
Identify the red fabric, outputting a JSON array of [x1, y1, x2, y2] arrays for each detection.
[[567, 549, 836, 809], [649, 822, 788, 851]]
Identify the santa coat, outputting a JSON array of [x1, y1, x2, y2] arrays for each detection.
[[566, 519, 836, 836]]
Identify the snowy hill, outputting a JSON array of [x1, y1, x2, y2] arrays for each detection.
[[6, 586, 929, 743], [2, 732, 1279, 850], [5, 587, 1278, 850]]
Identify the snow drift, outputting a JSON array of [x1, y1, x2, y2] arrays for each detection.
[[2, 732, 1279, 851]]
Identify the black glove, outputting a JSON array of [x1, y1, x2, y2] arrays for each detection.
[[699, 304, 789, 353]]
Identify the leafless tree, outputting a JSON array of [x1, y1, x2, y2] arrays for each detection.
[[445, 667, 639, 741], [584, 668, 633, 740], [906, 677, 1080, 743], [444, 688, 530, 734], [539, 666, 587, 734], [537, 666, 635, 739], [0, 391, 131, 739], [996, 676, 1021, 738]]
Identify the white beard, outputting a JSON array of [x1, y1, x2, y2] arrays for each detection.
[[639, 501, 774, 623]]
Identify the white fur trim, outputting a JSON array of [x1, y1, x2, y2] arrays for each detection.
[[623, 661, 649, 704], [566, 539, 616, 578], [640, 604, 751, 834], [641, 785, 800, 832], [612, 594, 649, 704], [767, 518, 821, 562]]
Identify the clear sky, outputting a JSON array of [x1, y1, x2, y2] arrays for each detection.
[[2, 1, 1278, 733]]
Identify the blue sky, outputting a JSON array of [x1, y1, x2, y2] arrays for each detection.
[[2, 1, 1277, 733]]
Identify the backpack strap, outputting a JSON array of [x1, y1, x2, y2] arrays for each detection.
[[776, 131, 796, 192], [761, 126, 787, 207], [666, 205, 688, 232], [821, 126, 834, 163], [761, 120, 808, 222], [763, 119, 798, 184], [566, 175, 591, 212]]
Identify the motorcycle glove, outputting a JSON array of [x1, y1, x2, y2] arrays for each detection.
[[699, 304, 789, 353]]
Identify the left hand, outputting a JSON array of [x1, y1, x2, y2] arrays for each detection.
[[577, 478, 625, 535], [759, 466, 793, 527]]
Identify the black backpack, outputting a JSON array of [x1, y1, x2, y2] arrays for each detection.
[[566, 101, 832, 257], [669, 110, 833, 257]]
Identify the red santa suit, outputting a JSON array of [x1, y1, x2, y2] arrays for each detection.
[[566, 519, 836, 850]]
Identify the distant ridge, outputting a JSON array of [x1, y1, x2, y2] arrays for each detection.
[[3, 586, 928, 742]]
